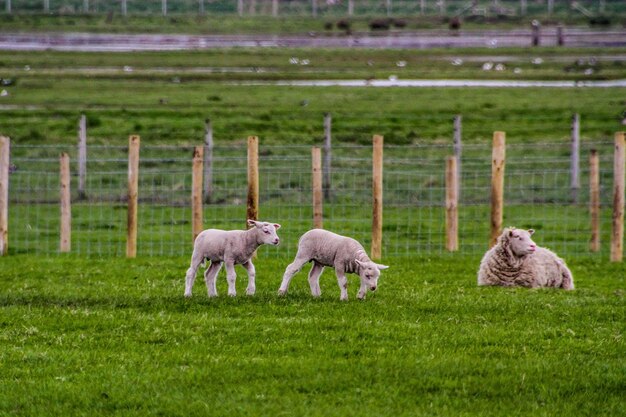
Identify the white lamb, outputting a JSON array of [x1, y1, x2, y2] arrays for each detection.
[[184, 219, 281, 298], [478, 227, 574, 290], [278, 229, 389, 300]]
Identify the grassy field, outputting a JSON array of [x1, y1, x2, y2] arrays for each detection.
[[0, 255, 623, 416], [1, 49, 625, 146], [0, 7, 624, 34]]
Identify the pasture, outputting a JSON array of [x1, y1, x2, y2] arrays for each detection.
[[2, 48, 626, 147], [1, 42, 625, 416], [0, 255, 624, 416]]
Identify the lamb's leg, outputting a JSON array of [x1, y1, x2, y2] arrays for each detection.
[[335, 267, 349, 301], [204, 261, 222, 297], [184, 250, 205, 297], [307, 261, 324, 297], [225, 261, 237, 297], [243, 260, 256, 296], [278, 255, 309, 296], [357, 282, 368, 300]]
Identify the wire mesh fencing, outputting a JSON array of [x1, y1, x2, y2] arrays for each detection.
[[4, 0, 625, 18], [5, 137, 620, 259]]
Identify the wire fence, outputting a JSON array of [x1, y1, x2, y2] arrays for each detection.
[[5, 137, 620, 259], [2, 0, 624, 18]]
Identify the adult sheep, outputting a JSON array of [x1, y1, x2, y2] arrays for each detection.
[[278, 229, 389, 300], [478, 227, 574, 290], [184, 220, 281, 298]]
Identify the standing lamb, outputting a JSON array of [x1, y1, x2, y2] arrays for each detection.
[[184, 219, 281, 298], [278, 229, 389, 300], [478, 227, 574, 290]]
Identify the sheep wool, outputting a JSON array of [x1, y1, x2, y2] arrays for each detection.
[[478, 227, 574, 290]]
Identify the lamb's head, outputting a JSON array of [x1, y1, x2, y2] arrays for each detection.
[[355, 259, 389, 293], [247, 219, 281, 246], [501, 227, 536, 257]]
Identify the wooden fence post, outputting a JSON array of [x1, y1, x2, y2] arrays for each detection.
[[490, 131, 506, 247], [6, 0, 11, 13], [78, 114, 87, 200], [571, 113, 580, 203], [323, 112, 332, 200], [0, 136, 9, 256], [348, 0, 354, 15], [531, 20, 541, 46], [611, 132, 625, 262], [446, 156, 459, 251], [192, 146, 204, 244], [237, 0, 243, 16], [126, 135, 140, 258], [372, 135, 383, 260], [60, 153, 71, 253], [589, 149, 600, 252], [199, 0, 205, 14], [312, 147, 323, 229], [121, 0, 127, 15], [453, 114, 462, 198], [557, 24, 564, 46], [203, 118, 213, 204], [312, 0, 317, 17], [272, 0, 278, 16], [162, 0, 167, 15], [247, 136, 259, 224]]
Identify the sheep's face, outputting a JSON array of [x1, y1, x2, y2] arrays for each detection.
[[248, 219, 281, 246], [507, 228, 537, 257], [355, 260, 389, 292]]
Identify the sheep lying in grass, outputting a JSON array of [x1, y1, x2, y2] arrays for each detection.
[[478, 227, 574, 290], [278, 229, 389, 300], [184, 220, 281, 298]]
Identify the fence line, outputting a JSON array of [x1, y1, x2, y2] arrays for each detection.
[[1, 131, 624, 260], [0, 136, 8, 256], [2, 0, 624, 19], [371, 134, 383, 260], [445, 155, 458, 252], [126, 135, 140, 258], [60, 152, 71, 252], [247, 136, 259, 224], [589, 149, 600, 252], [312, 147, 323, 229], [611, 132, 625, 262], [192, 145, 204, 243], [490, 131, 505, 247]]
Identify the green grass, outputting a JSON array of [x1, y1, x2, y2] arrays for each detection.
[[0, 9, 624, 34], [1, 49, 625, 146], [0, 255, 624, 416]]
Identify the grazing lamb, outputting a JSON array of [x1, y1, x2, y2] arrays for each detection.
[[278, 229, 389, 300], [184, 220, 281, 298], [478, 227, 574, 290]]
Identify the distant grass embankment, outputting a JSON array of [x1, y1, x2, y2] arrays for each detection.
[[0, 12, 622, 35]]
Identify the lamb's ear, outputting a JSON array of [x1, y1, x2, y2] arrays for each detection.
[[377, 264, 389, 270], [273, 223, 281, 230], [528, 229, 535, 235], [355, 259, 365, 268], [247, 219, 258, 228]]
